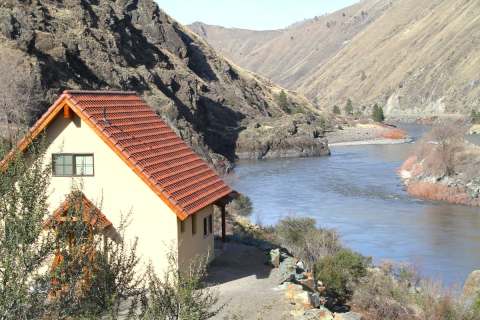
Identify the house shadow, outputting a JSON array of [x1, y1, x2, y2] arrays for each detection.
[[205, 239, 275, 286]]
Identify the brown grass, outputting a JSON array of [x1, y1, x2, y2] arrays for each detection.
[[407, 181, 476, 206], [381, 128, 408, 140]]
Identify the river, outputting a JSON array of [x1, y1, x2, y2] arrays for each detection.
[[226, 124, 480, 286]]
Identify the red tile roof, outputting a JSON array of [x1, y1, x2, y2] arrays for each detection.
[[44, 191, 112, 230], [10, 90, 232, 220]]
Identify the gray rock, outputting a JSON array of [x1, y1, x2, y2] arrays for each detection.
[[308, 292, 321, 308], [334, 311, 364, 320], [269, 248, 280, 268]]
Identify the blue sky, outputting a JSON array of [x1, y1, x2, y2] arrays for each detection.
[[157, 0, 360, 30]]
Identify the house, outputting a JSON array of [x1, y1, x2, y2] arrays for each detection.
[[7, 90, 233, 275]]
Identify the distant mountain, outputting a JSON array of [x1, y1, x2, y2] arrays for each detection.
[[190, 0, 480, 117], [0, 0, 328, 171], [189, 0, 391, 95]]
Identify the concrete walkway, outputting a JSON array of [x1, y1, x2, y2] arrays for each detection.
[[206, 241, 293, 320]]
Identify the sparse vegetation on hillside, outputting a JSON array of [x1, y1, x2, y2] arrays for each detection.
[[276, 90, 291, 113], [226, 194, 253, 217], [372, 103, 385, 122], [332, 105, 341, 115], [415, 124, 467, 177], [471, 110, 480, 124], [344, 99, 353, 115]]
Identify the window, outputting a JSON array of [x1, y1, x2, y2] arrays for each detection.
[[53, 154, 94, 177], [191, 215, 197, 235], [208, 215, 213, 234], [180, 220, 185, 233], [203, 217, 208, 236]]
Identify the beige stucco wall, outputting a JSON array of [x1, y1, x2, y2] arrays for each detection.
[[42, 112, 214, 276], [177, 205, 215, 270]]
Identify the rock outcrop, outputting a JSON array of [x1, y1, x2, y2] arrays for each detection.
[[0, 0, 328, 172]]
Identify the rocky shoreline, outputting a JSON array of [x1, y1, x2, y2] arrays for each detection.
[[326, 122, 409, 147]]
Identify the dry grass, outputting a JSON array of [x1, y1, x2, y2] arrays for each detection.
[[381, 128, 408, 140], [352, 263, 480, 320]]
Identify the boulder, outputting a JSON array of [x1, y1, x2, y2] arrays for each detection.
[[334, 311, 364, 320], [298, 307, 334, 320], [269, 248, 280, 268], [308, 292, 321, 308], [463, 270, 480, 300]]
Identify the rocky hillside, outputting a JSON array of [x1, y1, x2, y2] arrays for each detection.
[[189, 0, 390, 90], [190, 0, 480, 118], [0, 0, 329, 172]]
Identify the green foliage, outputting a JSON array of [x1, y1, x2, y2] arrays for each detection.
[[344, 99, 353, 115], [141, 255, 221, 320], [372, 103, 385, 123], [471, 110, 480, 124], [0, 139, 54, 320], [276, 90, 291, 113], [315, 249, 370, 304], [332, 105, 341, 115], [227, 194, 253, 217], [275, 216, 340, 270]]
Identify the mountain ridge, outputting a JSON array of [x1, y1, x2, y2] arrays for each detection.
[[190, 0, 480, 117]]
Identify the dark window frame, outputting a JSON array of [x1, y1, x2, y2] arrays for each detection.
[[52, 153, 95, 177], [208, 214, 213, 234], [203, 217, 208, 237], [192, 215, 197, 235]]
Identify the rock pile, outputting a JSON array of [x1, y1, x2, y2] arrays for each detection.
[[269, 249, 363, 320]]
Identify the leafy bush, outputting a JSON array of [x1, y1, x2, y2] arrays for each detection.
[[332, 105, 341, 115], [315, 249, 370, 304], [372, 103, 385, 122], [226, 194, 253, 217], [276, 90, 291, 113], [141, 255, 221, 320], [352, 263, 480, 320], [471, 110, 480, 124], [344, 99, 353, 115], [275, 216, 340, 270]]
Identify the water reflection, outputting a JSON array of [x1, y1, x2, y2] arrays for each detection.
[[227, 124, 480, 286]]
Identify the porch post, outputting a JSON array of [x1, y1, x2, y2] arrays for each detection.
[[221, 204, 226, 242]]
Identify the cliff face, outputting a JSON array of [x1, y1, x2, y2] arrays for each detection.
[[0, 0, 329, 172], [191, 0, 480, 118]]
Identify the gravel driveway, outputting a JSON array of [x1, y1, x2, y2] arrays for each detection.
[[206, 241, 293, 320]]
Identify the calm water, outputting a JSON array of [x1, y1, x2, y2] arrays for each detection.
[[227, 125, 480, 286]]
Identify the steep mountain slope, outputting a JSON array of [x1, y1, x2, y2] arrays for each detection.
[[191, 0, 480, 117], [0, 0, 329, 172], [300, 0, 480, 117], [189, 0, 391, 89]]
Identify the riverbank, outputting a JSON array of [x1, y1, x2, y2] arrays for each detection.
[[326, 122, 409, 146], [214, 215, 480, 320], [399, 125, 480, 207]]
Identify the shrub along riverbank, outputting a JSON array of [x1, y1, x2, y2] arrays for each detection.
[[230, 214, 480, 320]]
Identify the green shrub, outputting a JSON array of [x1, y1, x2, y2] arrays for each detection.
[[471, 110, 480, 124], [332, 105, 341, 115], [226, 194, 253, 217], [315, 249, 370, 303], [372, 103, 385, 122], [344, 99, 353, 115], [276, 90, 291, 113], [275, 217, 340, 270]]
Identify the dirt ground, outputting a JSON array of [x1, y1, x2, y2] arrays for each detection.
[[206, 241, 293, 320]]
